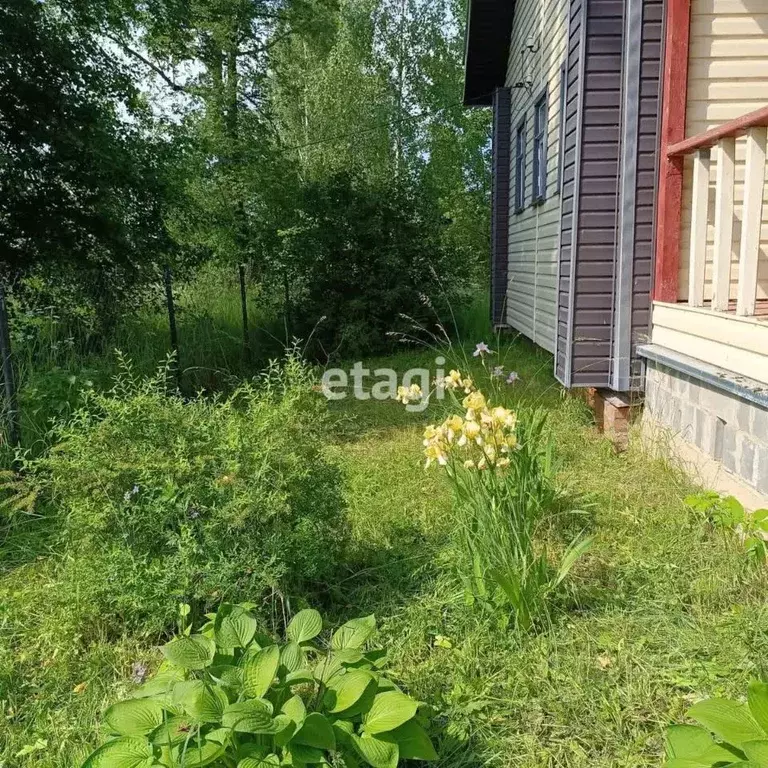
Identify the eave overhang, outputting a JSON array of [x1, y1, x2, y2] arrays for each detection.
[[463, 0, 516, 107]]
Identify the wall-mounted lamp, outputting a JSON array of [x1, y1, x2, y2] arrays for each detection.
[[512, 76, 534, 94]]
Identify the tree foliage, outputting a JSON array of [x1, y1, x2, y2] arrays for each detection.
[[0, 0, 173, 317]]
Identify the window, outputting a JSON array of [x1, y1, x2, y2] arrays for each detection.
[[533, 90, 548, 203], [558, 62, 567, 192], [515, 120, 526, 213]]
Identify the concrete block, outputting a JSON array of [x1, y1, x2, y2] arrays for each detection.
[[696, 380, 730, 423], [757, 445, 768, 496], [753, 406, 768, 443], [713, 417, 725, 462], [723, 426, 738, 473], [694, 409, 713, 455], [736, 402, 754, 433], [680, 403, 696, 441], [688, 379, 701, 406], [739, 436, 757, 487]]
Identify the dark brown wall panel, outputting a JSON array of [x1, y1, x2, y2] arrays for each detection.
[[491, 88, 512, 326], [556, 0, 584, 384]]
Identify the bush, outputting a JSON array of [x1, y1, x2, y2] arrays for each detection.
[[82, 604, 437, 767], [276, 172, 470, 359], [34, 352, 346, 635]]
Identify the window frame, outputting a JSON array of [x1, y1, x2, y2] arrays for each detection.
[[532, 88, 548, 204], [514, 118, 526, 213]]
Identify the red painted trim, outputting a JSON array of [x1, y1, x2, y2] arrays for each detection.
[[668, 105, 768, 156], [653, 0, 691, 303]]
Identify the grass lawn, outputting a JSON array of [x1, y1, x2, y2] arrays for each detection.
[[2, 334, 768, 767]]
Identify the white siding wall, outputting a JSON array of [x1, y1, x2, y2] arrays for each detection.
[[679, 0, 768, 301], [504, 0, 570, 353]]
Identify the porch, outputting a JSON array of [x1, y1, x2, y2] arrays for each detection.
[[652, 104, 768, 387]]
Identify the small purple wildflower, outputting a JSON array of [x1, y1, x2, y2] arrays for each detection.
[[473, 342, 494, 357], [506, 371, 520, 385], [491, 365, 505, 378]]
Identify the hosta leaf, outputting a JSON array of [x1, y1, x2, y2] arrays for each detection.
[[238, 754, 281, 768], [280, 642, 304, 674], [287, 609, 323, 643], [699, 743, 747, 763], [288, 743, 326, 764], [363, 691, 419, 735], [261, 714, 294, 736], [133, 669, 186, 699], [242, 645, 280, 698], [379, 719, 437, 760], [150, 716, 197, 747], [748, 682, 768, 734], [743, 740, 768, 763], [82, 737, 155, 768], [689, 698, 765, 746], [171, 680, 205, 715], [214, 604, 258, 650], [333, 719, 355, 747], [281, 694, 306, 726], [285, 669, 314, 686], [177, 740, 225, 767], [209, 665, 243, 691], [162, 636, 216, 671], [293, 712, 336, 750], [222, 700, 274, 733], [665, 725, 715, 759], [332, 616, 376, 651], [203, 728, 231, 746], [334, 649, 364, 665], [314, 655, 344, 685], [105, 699, 165, 737], [352, 734, 399, 768], [186, 685, 228, 724], [326, 671, 375, 714]]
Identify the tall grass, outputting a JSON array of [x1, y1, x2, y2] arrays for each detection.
[[7, 265, 290, 456]]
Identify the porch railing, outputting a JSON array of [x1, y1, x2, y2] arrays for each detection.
[[667, 105, 768, 317]]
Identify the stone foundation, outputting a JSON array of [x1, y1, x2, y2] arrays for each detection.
[[644, 358, 768, 503]]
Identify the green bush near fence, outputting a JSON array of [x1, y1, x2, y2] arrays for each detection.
[[31, 352, 347, 636]]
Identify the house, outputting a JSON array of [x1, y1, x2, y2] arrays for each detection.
[[465, 0, 768, 504]]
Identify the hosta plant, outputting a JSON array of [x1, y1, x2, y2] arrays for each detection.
[[664, 681, 768, 766], [83, 605, 437, 767], [685, 492, 768, 566]]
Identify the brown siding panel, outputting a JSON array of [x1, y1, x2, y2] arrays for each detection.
[[570, 0, 623, 388], [630, 0, 662, 362], [491, 88, 512, 326], [556, 0, 584, 384]]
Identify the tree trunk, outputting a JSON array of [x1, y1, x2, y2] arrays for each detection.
[[239, 263, 251, 362], [0, 280, 20, 448], [163, 264, 180, 388]]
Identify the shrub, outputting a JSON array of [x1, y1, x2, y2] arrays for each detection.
[[82, 605, 437, 768], [276, 172, 469, 359], [664, 681, 768, 766], [34, 352, 346, 635], [416, 368, 590, 631]]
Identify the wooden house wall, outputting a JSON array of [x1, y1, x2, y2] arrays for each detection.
[[556, 0, 583, 383], [491, 88, 512, 326], [631, 0, 663, 358], [556, 0, 661, 388], [678, 0, 768, 302], [504, 0, 570, 354]]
